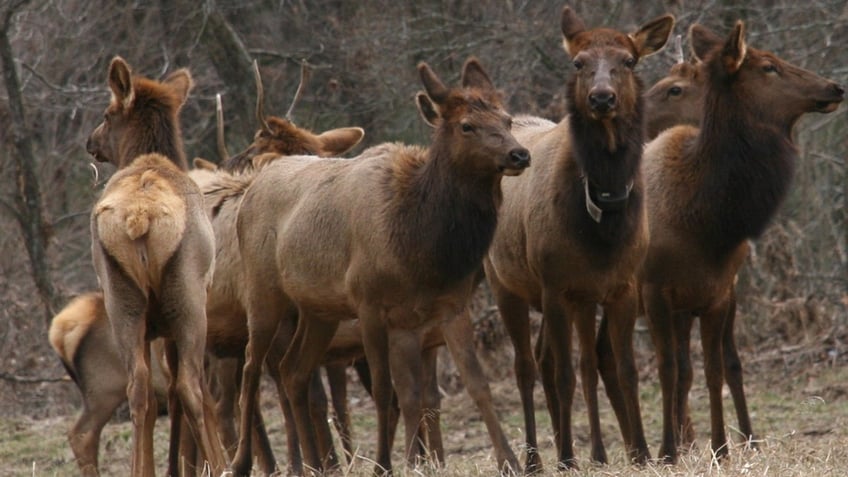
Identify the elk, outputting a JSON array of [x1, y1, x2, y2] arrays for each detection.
[[48, 292, 170, 477], [483, 7, 673, 471], [232, 57, 528, 476], [85, 56, 227, 476], [58, 60, 365, 476], [644, 35, 704, 140], [639, 22, 843, 463]]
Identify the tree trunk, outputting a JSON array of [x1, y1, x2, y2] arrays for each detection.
[[1, 1, 60, 322]]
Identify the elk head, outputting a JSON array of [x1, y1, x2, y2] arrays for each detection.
[[415, 57, 530, 177], [561, 7, 674, 120], [221, 60, 364, 172], [690, 21, 844, 132], [644, 35, 705, 139], [86, 56, 193, 170]]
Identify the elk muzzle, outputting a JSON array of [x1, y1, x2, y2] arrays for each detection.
[[501, 147, 531, 176], [815, 82, 844, 113], [86, 124, 107, 162], [589, 87, 617, 114]]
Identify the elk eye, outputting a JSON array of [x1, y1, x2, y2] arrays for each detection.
[[624, 57, 636, 69], [506, 118, 513, 129], [573, 59, 583, 70], [668, 86, 683, 97], [461, 123, 474, 133], [762, 64, 778, 74]]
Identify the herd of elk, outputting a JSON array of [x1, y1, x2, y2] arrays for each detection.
[[638, 21, 844, 462], [54, 5, 843, 476], [232, 56, 528, 476], [484, 7, 673, 471]]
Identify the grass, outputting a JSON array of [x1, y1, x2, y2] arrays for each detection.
[[3, 356, 848, 476]]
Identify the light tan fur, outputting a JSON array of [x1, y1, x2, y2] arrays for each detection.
[[233, 58, 528, 476], [86, 56, 226, 477]]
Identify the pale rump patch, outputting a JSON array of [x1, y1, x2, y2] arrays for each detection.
[[95, 155, 187, 292], [48, 293, 102, 365]]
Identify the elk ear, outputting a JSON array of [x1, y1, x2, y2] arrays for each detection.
[[689, 24, 723, 62], [416, 92, 441, 128], [418, 62, 449, 104], [316, 127, 365, 157], [720, 21, 747, 74], [461, 57, 495, 92], [560, 7, 586, 57], [192, 157, 218, 171], [630, 14, 675, 58], [108, 56, 134, 109], [164, 68, 194, 107]]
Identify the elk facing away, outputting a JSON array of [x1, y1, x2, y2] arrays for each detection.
[[85, 57, 226, 476], [483, 7, 673, 471], [233, 57, 528, 476], [55, 60, 365, 476], [639, 22, 843, 463]]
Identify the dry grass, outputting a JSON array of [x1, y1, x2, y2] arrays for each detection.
[[4, 350, 848, 477]]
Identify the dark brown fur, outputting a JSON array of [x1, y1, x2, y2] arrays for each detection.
[[640, 22, 843, 463], [484, 7, 673, 470]]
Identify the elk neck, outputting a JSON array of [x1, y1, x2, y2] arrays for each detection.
[[688, 79, 797, 257], [384, 139, 501, 289], [564, 77, 645, 250], [120, 103, 188, 171]]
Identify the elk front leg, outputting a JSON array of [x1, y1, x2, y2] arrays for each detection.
[[359, 310, 394, 476], [443, 309, 519, 475], [700, 299, 731, 460], [642, 282, 679, 464], [722, 288, 756, 449], [604, 288, 650, 464], [387, 327, 425, 467], [539, 290, 578, 470], [280, 314, 339, 475], [487, 267, 541, 474], [573, 301, 606, 464]]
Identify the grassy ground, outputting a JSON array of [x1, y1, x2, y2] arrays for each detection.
[[3, 345, 847, 477]]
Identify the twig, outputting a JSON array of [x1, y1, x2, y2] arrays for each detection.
[[0, 371, 69, 384]]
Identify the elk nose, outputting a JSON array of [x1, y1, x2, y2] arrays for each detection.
[[832, 83, 845, 98], [509, 148, 530, 168], [589, 90, 617, 113]]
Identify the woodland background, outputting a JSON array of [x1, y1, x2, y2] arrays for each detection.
[[0, 0, 846, 451]]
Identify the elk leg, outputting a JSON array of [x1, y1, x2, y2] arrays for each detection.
[[487, 269, 541, 474], [535, 319, 559, 452], [164, 340, 184, 477], [232, 300, 290, 476], [419, 345, 444, 465], [699, 300, 730, 460], [539, 290, 578, 470], [307, 367, 340, 470], [209, 355, 240, 458], [167, 285, 227, 476], [387, 326, 425, 467], [360, 310, 395, 476], [596, 313, 632, 450], [353, 358, 402, 455], [326, 363, 355, 463], [604, 289, 650, 464], [573, 302, 606, 464], [265, 317, 298, 475], [280, 314, 339, 474], [67, 379, 127, 477], [105, 288, 156, 477], [722, 289, 756, 448], [673, 311, 696, 448], [443, 309, 519, 474], [642, 282, 679, 464]]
